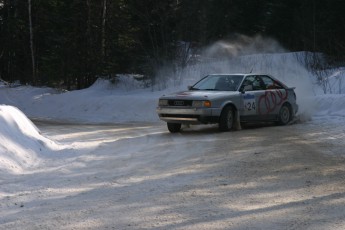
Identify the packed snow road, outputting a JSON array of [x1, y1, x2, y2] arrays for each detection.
[[2, 119, 345, 230]]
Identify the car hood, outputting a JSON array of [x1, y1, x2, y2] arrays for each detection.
[[160, 90, 239, 100]]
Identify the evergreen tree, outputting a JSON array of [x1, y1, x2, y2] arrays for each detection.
[[2, 0, 345, 88]]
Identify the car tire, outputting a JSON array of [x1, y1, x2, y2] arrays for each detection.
[[167, 123, 181, 133], [219, 106, 234, 131], [278, 104, 291, 125]]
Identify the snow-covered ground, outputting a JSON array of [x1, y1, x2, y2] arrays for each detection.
[[1, 52, 345, 229]]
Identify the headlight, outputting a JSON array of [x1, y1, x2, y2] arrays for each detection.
[[158, 99, 168, 106], [192, 100, 211, 107]]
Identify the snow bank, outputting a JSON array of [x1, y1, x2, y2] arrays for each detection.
[[314, 94, 345, 118], [0, 79, 9, 88], [0, 105, 61, 174], [89, 75, 149, 92], [0, 80, 162, 124], [324, 69, 345, 94]]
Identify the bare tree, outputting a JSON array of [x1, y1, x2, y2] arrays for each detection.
[[28, 0, 36, 84], [101, 0, 107, 59]]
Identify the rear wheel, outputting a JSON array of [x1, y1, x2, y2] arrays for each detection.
[[278, 104, 291, 125], [167, 123, 181, 133], [219, 106, 234, 131]]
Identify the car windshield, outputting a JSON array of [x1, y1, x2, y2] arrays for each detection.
[[191, 75, 244, 91]]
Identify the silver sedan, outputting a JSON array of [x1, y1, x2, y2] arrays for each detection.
[[157, 74, 298, 132]]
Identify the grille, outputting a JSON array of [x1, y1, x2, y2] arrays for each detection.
[[168, 100, 193, 106]]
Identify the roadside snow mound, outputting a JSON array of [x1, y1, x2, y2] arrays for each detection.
[[0, 105, 60, 174], [89, 75, 148, 92], [314, 94, 345, 118], [324, 69, 345, 94]]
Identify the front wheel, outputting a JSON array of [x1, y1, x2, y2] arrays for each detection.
[[219, 106, 234, 131], [278, 104, 291, 125], [167, 123, 181, 133]]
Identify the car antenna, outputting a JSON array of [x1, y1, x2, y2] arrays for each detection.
[[249, 67, 254, 73]]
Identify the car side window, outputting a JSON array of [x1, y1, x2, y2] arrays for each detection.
[[252, 76, 266, 90], [241, 75, 266, 91], [261, 75, 284, 89], [240, 76, 254, 91]]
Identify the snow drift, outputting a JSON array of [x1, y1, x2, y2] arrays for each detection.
[[0, 105, 61, 174]]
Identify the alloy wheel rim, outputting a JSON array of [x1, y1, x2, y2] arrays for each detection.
[[227, 113, 233, 128], [281, 107, 290, 123]]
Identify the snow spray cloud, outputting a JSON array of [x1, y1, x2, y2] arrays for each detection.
[[155, 34, 317, 120]]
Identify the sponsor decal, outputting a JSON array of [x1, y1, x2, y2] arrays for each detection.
[[258, 89, 288, 114], [243, 94, 255, 99]]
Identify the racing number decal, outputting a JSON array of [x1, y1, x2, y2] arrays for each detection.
[[245, 101, 256, 111], [243, 94, 256, 114]]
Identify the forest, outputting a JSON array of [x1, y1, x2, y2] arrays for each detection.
[[1, 0, 345, 89]]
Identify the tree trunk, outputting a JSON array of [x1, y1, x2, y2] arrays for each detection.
[[28, 0, 36, 84], [101, 0, 107, 59]]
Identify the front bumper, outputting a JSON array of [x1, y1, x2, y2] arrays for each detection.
[[156, 106, 222, 124]]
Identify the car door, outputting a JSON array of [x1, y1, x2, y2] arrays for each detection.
[[240, 75, 268, 120], [258, 75, 288, 116]]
